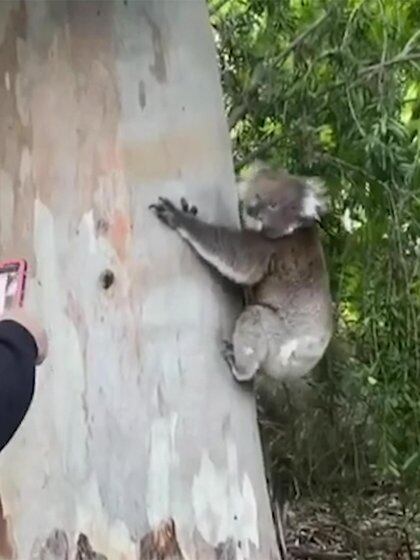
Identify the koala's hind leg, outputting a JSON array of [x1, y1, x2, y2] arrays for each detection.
[[222, 305, 277, 382]]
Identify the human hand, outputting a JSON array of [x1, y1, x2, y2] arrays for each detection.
[[0, 308, 48, 365]]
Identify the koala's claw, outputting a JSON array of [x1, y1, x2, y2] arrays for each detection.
[[222, 339, 257, 384], [149, 197, 197, 230], [149, 197, 179, 229], [180, 197, 198, 216], [221, 339, 235, 366], [149, 197, 173, 212]]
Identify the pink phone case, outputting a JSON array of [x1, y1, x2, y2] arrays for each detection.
[[0, 259, 28, 308]]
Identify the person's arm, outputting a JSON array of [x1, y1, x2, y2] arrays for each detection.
[[0, 311, 47, 453]]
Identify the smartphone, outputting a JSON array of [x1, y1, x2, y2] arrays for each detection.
[[0, 259, 28, 315]]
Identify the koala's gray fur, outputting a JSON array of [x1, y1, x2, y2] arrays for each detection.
[[150, 164, 333, 384]]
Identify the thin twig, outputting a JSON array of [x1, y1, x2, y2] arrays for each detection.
[[276, 11, 331, 65], [208, 0, 231, 16], [315, 152, 391, 193], [228, 10, 331, 128], [400, 498, 415, 560], [345, 88, 366, 138], [234, 135, 285, 171], [401, 28, 420, 57], [359, 52, 420, 75], [377, 0, 388, 102], [341, 0, 368, 47], [321, 52, 420, 96], [402, 526, 414, 560]]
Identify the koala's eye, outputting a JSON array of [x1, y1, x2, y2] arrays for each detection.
[[269, 202, 279, 210]]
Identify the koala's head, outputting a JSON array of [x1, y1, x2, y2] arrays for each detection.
[[238, 163, 328, 239]]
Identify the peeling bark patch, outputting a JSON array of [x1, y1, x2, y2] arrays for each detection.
[[192, 441, 259, 557], [143, 12, 167, 83], [0, 498, 14, 559], [0, 0, 33, 259], [7, 0, 27, 41], [146, 414, 178, 527], [65, 290, 90, 406], [139, 80, 146, 109], [75, 533, 107, 560], [215, 538, 236, 560], [108, 210, 131, 261], [33, 529, 69, 560], [95, 218, 109, 235], [31, 530, 108, 560], [140, 518, 184, 560]]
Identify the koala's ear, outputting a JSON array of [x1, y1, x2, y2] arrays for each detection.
[[245, 160, 270, 177], [301, 177, 329, 220], [238, 160, 270, 182], [237, 160, 276, 202]]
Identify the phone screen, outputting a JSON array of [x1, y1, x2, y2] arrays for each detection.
[[0, 263, 22, 314]]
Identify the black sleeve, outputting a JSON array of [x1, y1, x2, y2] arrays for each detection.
[[0, 320, 37, 453]]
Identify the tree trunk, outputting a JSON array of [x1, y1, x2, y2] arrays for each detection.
[[0, 1, 281, 558]]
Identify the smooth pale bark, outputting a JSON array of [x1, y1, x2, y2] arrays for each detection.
[[0, 1, 280, 559]]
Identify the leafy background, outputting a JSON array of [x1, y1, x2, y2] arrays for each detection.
[[208, 0, 420, 556]]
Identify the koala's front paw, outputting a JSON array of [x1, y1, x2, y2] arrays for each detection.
[[180, 197, 198, 216], [149, 197, 181, 229]]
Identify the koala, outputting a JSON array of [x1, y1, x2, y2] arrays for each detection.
[[149, 164, 333, 384]]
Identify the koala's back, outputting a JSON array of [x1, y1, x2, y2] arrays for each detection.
[[247, 226, 332, 380]]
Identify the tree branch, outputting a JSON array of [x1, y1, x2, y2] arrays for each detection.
[[208, 0, 231, 17], [228, 102, 250, 129], [316, 152, 392, 194], [359, 52, 420, 75], [234, 135, 285, 172], [276, 10, 330, 65], [323, 52, 420, 95], [227, 10, 331, 129]]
